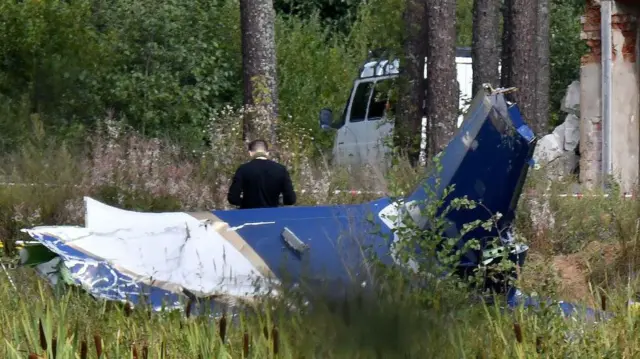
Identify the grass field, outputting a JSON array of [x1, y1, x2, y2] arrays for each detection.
[[2, 260, 640, 358], [2, 126, 640, 358]]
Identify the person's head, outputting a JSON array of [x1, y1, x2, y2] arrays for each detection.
[[248, 139, 269, 158]]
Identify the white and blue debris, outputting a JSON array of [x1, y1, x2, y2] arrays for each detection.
[[19, 87, 604, 320]]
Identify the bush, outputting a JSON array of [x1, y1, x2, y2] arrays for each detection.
[[96, 0, 244, 147], [0, 0, 108, 145], [549, 0, 587, 127], [275, 14, 357, 152]]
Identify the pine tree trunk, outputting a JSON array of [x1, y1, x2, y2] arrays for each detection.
[[500, 0, 512, 88], [535, 0, 550, 135], [425, 0, 458, 154], [502, 0, 539, 135], [471, 0, 501, 95], [397, 0, 427, 165], [240, 0, 279, 144]]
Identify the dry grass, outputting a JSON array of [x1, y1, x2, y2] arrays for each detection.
[[0, 111, 421, 254]]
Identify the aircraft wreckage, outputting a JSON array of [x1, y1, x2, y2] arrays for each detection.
[[17, 86, 604, 320]]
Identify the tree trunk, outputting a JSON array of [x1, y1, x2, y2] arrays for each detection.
[[535, 0, 550, 135], [502, 0, 539, 135], [396, 0, 427, 166], [500, 0, 512, 88], [471, 0, 501, 95], [425, 0, 458, 155], [240, 0, 279, 144]]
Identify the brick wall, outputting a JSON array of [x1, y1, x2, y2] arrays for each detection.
[[579, 1, 604, 188], [579, 0, 640, 191]]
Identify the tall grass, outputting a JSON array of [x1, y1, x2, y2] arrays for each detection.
[[4, 257, 640, 357]]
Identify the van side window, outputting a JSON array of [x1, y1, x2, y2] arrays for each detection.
[[368, 80, 391, 120], [349, 82, 373, 123]]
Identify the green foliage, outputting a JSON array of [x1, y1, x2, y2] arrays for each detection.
[[549, 0, 586, 126], [0, 0, 589, 153], [347, 0, 405, 58], [275, 0, 361, 34], [276, 15, 357, 151], [0, 0, 109, 143], [97, 0, 243, 147], [0, 0, 244, 151], [275, 0, 474, 47], [456, 0, 473, 47]]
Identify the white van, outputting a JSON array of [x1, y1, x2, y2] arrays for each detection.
[[319, 47, 474, 167]]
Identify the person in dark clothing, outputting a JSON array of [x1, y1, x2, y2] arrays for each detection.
[[227, 139, 297, 209]]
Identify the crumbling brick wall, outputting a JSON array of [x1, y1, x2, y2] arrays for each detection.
[[579, 1, 604, 189], [579, 0, 639, 192]]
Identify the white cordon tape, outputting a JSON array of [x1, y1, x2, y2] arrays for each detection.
[[0, 182, 59, 187], [1, 182, 637, 199], [525, 191, 637, 199], [303, 190, 639, 199], [555, 193, 636, 199], [299, 189, 387, 196]]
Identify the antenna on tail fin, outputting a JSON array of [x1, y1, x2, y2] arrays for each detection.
[[482, 83, 518, 96]]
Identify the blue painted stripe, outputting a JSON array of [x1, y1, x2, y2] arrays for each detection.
[[32, 232, 183, 309], [29, 232, 233, 314]]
